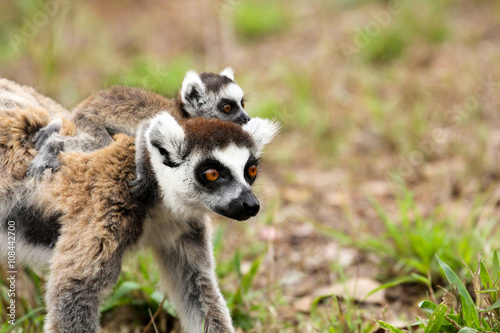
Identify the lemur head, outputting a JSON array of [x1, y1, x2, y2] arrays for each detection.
[[144, 113, 279, 221], [180, 68, 251, 125]]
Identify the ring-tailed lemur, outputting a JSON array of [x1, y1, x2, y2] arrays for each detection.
[[0, 107, 279, 333], [29, 68, 250, 179]]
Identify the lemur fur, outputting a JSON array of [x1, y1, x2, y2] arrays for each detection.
[[0, 78, 73, 198], [0, 106, 279, 333], [29, 68, 250, 179], [0, 78, 70, 118]]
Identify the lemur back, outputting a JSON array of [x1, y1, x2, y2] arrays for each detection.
[[29, 67, 250, 178], [0, 78, 70, 118], [71, 86, 184, 148], [0, 79, 74, 198]]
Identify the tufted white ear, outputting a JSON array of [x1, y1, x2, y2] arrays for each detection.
[[243, 118, 280, 156], [181, 71, 206, 112], [147, 112, 186, 167], [220, 67, 235, 81]]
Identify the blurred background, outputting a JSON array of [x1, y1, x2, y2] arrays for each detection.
[[1, 0, 500, 332]]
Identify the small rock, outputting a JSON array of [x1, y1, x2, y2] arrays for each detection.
[[293, 296, 315, 313], [325, 191, 348, 207], [362, 181, 392, 198]]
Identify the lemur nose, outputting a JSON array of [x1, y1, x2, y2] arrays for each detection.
[[242, 192, 260, 216], [237, 114, 250, 124], [243, 201, 260, 216]]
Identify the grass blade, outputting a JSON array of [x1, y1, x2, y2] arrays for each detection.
[[457, 328, 478, 333], [419, 300, 437, 315], [493, 251, 499, 279], [480, 261, 493, 290], [365, 275, 418, 299], [436, 256, 480, 329], [376, 320, 407, 333], [424, 303, 447, 333], [482, 299, 500, 312]]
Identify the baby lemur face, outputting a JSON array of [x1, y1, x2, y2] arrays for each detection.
[[181, 67, 250, 125], [145, 113, 279, 220]]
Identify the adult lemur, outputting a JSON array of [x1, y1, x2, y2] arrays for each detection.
[[0, 102, 279, 333], [30, 68, 250, 178]]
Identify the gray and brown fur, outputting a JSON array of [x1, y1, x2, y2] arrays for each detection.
[[0, 79, 73, 196], [29, 68, 250, 180], [1, 106, 278, 332], [0, 78, 70, 118]]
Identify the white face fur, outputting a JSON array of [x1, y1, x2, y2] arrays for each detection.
[[145, 113, 279, 221], [180, 68, 251, 125]]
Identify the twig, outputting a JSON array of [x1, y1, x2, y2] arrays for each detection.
[[142, 297, 167, 333]]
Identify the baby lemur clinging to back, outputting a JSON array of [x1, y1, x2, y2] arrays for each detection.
[[30, 67, 250, 177], [0, 106, 279, 333]]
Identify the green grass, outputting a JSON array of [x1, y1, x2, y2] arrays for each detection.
[[315, 181, 499, 282], [379, 253, 500, 332], [233, 0, 291, 40], [107, 56, 195, 97], [311, 296, 377, 333], [0, 268, 45, 333], [345, 0, 450, 64]]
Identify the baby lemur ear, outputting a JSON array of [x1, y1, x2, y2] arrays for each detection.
[[181, 71, 206, 112], [243, 118, 280, 156], [220, 67, 235, 81], [147, 112, 186, 167]]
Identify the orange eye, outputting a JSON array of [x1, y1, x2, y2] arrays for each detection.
[[247, 165, 258, 178], [223, 104, 232, 113], [203, 168, 219, 182], [241, 101, 245, 108]]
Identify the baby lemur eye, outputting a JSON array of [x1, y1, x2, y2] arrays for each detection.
[[158, 147, 168, 157], [247, 165, 258, 179], [241, 101, 245, 108], [203, 168, 220, 182], [223, 104, 232, 113]]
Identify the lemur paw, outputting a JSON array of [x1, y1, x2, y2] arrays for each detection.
[[27, 135, 64, 179], [129, 174, 149, 199], [33, 119, 62, 150]]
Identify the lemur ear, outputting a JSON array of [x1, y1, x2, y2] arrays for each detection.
[[220, 67, 235, 81], [181, 71, 206, 111], [243, 118, 280, 156], [147, 112, 186, 167]]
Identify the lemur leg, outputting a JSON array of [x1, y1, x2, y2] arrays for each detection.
[[33, 118, 62, 149], [28, 116, 117, 178], [27, 134, 65, 178], [153, 219, 234, 333], [44, 231, 124, 333]]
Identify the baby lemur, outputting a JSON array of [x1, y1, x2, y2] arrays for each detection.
[[30, 68, 250, 178], [0, 106, 279, 333]]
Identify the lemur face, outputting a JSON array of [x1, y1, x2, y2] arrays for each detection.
[[145, 113, 279, 221], [180, 68, 251, 125]]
